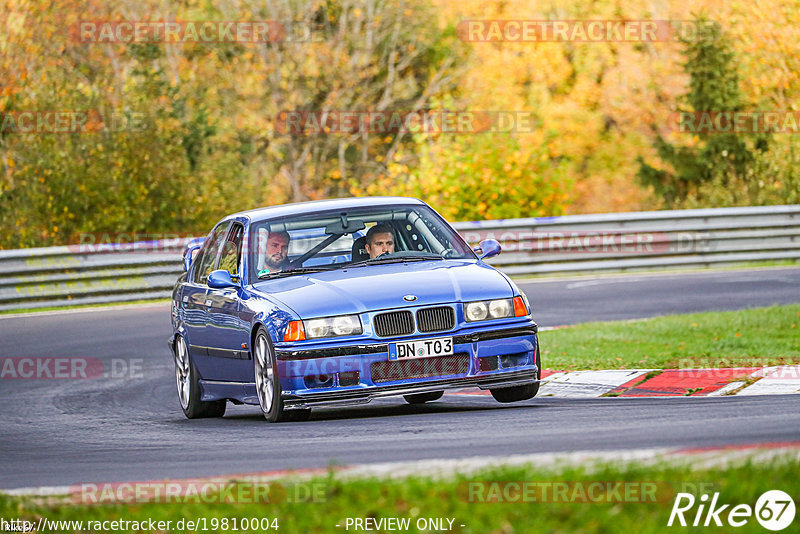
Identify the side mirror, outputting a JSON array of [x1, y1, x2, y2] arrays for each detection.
[[183, 238, 205, 272], [474, 239, 502, 260], [208, 269, 238, 289]]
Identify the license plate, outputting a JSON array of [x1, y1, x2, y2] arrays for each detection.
[[389, 337, 453, 360]]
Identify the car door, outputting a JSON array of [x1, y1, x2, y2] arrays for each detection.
[[182, 222, 229, 375], [205, 222, 252, 381]]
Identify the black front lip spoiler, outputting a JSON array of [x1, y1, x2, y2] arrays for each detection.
[[281, 368, 538, 409], [275, 324, 538, 361]]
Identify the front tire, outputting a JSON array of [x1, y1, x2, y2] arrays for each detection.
[[490, 342, 541, 403], [254, 327, 300, 423], [174, 335, 226, 418]]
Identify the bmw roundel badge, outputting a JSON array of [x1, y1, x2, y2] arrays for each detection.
[[403, 294, 417, 302]]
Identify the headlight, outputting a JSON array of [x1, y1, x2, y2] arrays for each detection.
[[332, 315, 361, 335], [465, 297, 527, 322], [489, 298, 512, 318], [303, 314, 362, 339], [464, 301, 489, 322]]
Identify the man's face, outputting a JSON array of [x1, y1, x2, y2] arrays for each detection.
[[365, 232, 395, 259], [264, 234, 289, 270]]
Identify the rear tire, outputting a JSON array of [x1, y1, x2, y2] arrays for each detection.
[[404, 391, 444, 404], [174, 335, 226, 418]]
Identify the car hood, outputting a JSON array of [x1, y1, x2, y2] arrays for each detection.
[[250, 260, 514, 318]]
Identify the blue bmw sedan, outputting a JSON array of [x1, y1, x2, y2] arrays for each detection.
[[169, 197, 540, 422]]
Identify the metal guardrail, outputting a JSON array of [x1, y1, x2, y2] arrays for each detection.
[[0, 205, 798, 311], [454, 204, 800, 275]]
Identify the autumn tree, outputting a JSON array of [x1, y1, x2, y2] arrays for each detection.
[[253, 0, 465, 202]]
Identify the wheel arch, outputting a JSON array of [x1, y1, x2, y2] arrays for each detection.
[[171, 322, 189, 353], [250, 321, 279, 360]]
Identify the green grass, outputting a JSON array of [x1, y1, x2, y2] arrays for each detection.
[[541, 304, 800, 370], [2, 455, 798, 533]]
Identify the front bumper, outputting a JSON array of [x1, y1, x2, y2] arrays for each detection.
[[281, 369, 538, 408], [273, 323, 539, 408]]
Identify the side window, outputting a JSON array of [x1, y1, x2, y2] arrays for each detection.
[[193, 223, 229, 285], [218, 224, 243, 277]]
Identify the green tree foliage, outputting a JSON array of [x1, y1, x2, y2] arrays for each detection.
[[637, 19, 769, 207]]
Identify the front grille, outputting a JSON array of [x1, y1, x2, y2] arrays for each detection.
[[374, 310, 414, 337], [479, 356, 499, 371], [416, 306, 455, 333], [371, 353, 469, 383], [338, 371, 360, 386]]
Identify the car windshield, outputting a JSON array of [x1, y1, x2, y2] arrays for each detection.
[[248, 204, 475, 283]]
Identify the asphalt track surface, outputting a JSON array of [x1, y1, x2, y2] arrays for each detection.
[[1, 267, 799, 489]]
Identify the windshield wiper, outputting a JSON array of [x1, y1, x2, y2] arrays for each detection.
[[346, 254, 443, 268], [258, 266, 333, 279]]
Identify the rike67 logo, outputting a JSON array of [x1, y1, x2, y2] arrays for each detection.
[[668, 490, 796, 531]]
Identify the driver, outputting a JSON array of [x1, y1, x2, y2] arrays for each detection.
[[260, 230, 290, 273], [364, 224, 395, 259]]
